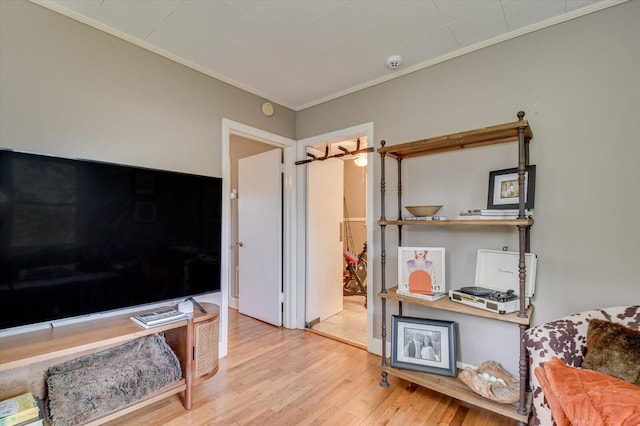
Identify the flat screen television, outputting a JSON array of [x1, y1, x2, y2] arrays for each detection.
[[0, 149, 222, 330]]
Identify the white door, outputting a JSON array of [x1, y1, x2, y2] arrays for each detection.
[[306, 159, 344, 323], [238, 149, 282, 326]]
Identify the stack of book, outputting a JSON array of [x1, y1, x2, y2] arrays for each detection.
[[0, 392, 44, 426], [402, 215, 448, 221], [396, 289, 447, 301], [130, 307, 187, 329], [397, 280, 447, 301], [457, 209, 533, 220]]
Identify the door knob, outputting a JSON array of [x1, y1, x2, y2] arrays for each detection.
[[235, 242, 244, 247]]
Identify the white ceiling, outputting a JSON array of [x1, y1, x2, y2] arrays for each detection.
[[37, 0, 623, 111]]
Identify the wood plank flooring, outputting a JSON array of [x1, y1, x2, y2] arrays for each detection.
[[310, 295, 367, 349], [108, 308, 518, 425]]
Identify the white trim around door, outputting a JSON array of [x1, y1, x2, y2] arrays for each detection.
[[221, 119, 298, 357], [296, 122, 375, 351]]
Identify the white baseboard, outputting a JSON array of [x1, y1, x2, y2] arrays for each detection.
[[370, 338, 478, 371], [370, 337, 387, 357], [229, 296, 238, 310], [456, 361, 478, 370]]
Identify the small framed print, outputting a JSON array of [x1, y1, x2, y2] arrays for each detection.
[[391, 315, 457, 377], [398, 247, 445, 294], [487, 165, 536, 210]]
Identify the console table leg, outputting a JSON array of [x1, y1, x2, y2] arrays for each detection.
[[185, 318, 194, 409]]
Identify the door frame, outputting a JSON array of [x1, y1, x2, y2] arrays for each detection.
[[296, 122, 375, 350], [222, 119, 297, 355]]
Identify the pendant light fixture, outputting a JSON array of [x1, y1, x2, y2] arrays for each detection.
[[354, 152, 368, 167]]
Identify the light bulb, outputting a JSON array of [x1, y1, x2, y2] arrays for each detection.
[[354, 153, 367, 167]]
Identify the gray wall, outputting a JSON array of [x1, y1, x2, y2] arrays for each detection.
[[297, 1, 640, 372], [0, 0, 295, 176], [0, 0, 296, 354]]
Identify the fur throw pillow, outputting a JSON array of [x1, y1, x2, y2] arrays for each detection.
[[581, 319, 640, 385]]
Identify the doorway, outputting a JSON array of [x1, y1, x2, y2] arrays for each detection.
[[221, 119, 297, 357], [310, 154, 368, 348], [227, 136, 280, 310], [236, 146, 283, 326], [222, 119, 373, 354], [297, 123, 374, 350]]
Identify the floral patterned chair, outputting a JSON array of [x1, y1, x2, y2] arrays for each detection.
[[523, 306, 640, 425]]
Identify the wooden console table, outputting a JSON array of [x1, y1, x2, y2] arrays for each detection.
[[0, 302, 219, 424]]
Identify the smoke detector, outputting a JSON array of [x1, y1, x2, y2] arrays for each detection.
[[386, 55, 402, 70]]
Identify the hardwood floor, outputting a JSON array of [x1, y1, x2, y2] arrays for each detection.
[[108, 308, 517, 425], [310, 295, 367, 349]]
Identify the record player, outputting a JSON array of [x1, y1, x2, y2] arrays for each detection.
[[449, 249, 537, 314]]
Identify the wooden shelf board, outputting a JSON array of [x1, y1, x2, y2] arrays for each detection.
[[379, 287, 532, 325], [378, 219, 533, 226], [84, 379, 187, 426], [378, 119, 532, 159], [0, 304, 219, 372], [382, 365, 530, 423], [0, 314, 186, 372]]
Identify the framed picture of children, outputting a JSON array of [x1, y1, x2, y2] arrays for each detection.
[[397, 247, 445, 294], [390, 315, 457, 376]]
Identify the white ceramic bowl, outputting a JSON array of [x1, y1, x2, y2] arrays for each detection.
[[405, 205, 443, 217]]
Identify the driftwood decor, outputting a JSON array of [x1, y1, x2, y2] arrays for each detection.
[[458, 360, 520, 403]]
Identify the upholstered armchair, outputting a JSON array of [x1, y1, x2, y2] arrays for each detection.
[[523, 306, 640, 425]]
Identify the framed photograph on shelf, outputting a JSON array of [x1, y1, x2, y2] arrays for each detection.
[[487, 165, 536, 210], [391, 315, 457, 377], [398, 247, 445, 294]]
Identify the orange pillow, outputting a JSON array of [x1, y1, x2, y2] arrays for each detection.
[[537, 356, 640, 426]]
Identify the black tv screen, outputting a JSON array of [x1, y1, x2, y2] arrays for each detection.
[[0, 149, 222, 330]]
